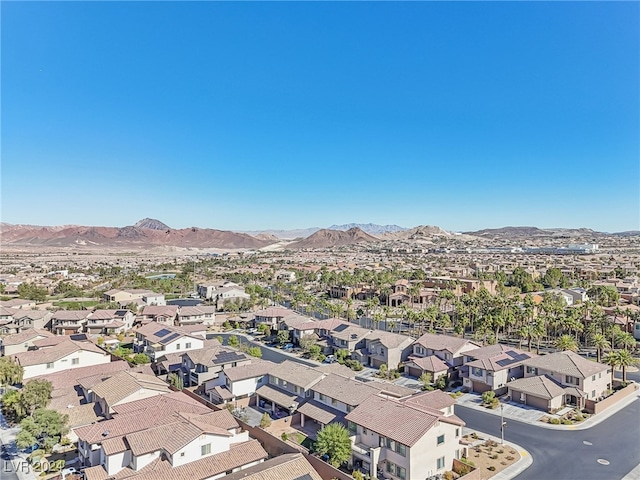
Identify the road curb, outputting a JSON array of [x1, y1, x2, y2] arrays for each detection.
[[462, 429, 533, 480]]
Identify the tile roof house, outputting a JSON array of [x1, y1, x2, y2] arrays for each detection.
[[253, 308, 293, 329], [255, 360, 325, 418], [176, 306, 216, 327], [90, 370, 172, 418], [12, 338, 111, 379], [410, 333, 481, 368], [85, 309, 135, 335], [353, 332, 415, 370], [0, 328, 54, 355], [138, 305, 179, 325], [50, 310, 93, 335], [507, 350, 611, 411], [182, 345, 250, 389], [221, 453, 322, 480], [1, 309, 53, 335], [76, 392, 267, 480], [461, 345, 537, 394], [403, 355, 449, 382], [209, 360, 275, 405], [345, 392, 465, 480], [135, 323, 205, 361]]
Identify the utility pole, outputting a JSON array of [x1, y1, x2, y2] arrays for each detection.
[[500, 402, 506, 445]]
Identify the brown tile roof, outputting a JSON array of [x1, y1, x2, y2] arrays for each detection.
[[297, 399, 346, 425], [1, 328, 53, 346], [269, 360, 325, 390], [413, 333, 480, 354], [311, 374, 380, 406], [51, 310, 92, 321], [406, 355, 449, 373], [345, 393, 464, 447], [507, 374, 567, 400], [222, 452, 322, 480], [256, 384, 299, 408], [524, 351, 609, 378], [12, 339, 107, 367], [254, 307, 292, 318], [91, 371, 171, 407], [34, 361, 131, 389], [223, 360, 274, 382], [401, 390, 456, 411], [466, 347, 536, 372], [183, 345, 249, 367], [141, 305, 179, 317]]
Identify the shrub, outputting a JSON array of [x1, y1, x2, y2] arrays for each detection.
[[482, 391, 496, 405], [562, 419, 572, 425], [490, 454, 498, 459], [453, 463, 472, 476], [497, 449, 504, 454], [281, 432, 289, 442], [549, 418, 561, 425], [501, 461, 507, 465], [471, 432, 479, 439], [506, 455, 515, 461], [259, 412, 271, 429], [97, 337, 104, 346], [575, 414, 585, 422], [488, 466, 496, 471], [443, 471, 455, 480]]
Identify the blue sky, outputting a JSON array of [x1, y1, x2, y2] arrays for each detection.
[[2, 2, 638, 232]]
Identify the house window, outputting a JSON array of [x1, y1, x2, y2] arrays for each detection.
[[592, 390, 596, 398], [455, 428, 460, 438], [437, 434, 445, 445], [397, 443, 406, 457], [319, 393, 326, 402], [437, 456, 445, 469], [471, 367, 483, 377], [180, 452, 185, 457], [526, 366, 537, 375], [599, 373, 602, 379], [46, 362, 54, 369], [347, 405, 354, 413], [72, 358, 79, 365], [176, 344, 181, 350], [348, 421, 357, 434], [186, 342, 191, 349], [331, 398, 338, 407], [386, 462, 406, 480], [592, 375, 596, 381], [201, 444, 211, 456], [565, 376, 579, 386], [362, 427, 368, 435], [386, 438, 396, 451], [282, 381, 288, 388]]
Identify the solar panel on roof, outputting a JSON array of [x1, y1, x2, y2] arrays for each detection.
[[162, 332, 180, 343], [213, 351, 246, 365], [155, 328, 172, 338], [333, 324, 348, 332]]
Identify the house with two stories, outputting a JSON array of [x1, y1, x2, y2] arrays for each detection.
[[1, 309, 53, 334], [345, 390, 465, 480], [135, 323, 205, 361], [76, 392, 268, 480], [407, 333, 481, 380], [507, 350, 611, 411], [255, 360, 325, 418], [182, 346, 250, 390], [51, 310, 93, 335], [209, 360, 275, 406], [176, 306, 216, 327], [252, 307, 293, 331], [85, 310, 136, 335], [461, 344, 536, 394], [0, 328, 54, 356], [12, 337, 111, 379], [353, 332, 414, 370]]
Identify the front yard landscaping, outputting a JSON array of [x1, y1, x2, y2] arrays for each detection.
[[460, 434, 520, 480]]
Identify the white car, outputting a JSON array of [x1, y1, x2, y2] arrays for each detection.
[[323, 355, 336, 364], [61, 467, 78, 479]]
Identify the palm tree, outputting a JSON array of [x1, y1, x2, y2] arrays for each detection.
[[555, 334, 579, 352], [617, 332, 636, 352], [615, 349, 638, 383], [604, 351, 618, 387], [591, 333, 610, 363]]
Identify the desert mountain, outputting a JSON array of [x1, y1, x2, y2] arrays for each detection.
[[465, 226, 605, 239], [328, 223, 407, 235], [381, 225, 452, 241], [0, 220, 273, 249], [287, 227, 379, 249], [134, 218, 171, 230], [239, 227, 321, 240]]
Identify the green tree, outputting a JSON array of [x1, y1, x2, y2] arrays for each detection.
[[0, 357, 24, 387], [17, 283, 48, 302], [247, 346, 262, 358], [227, 335, 240, 348], [604, 351, 618, 387], [167, 372, 183, 390], [419, 372, 433, 391], [17, 409, 69, 453], [591, 333, 610, 364], [276, 329, 290, 346], [315, 423, 352, 468], [308, 344, 322, 360], [555, 335, 578, 352], [20, 379, 53, 416], [132, 353, 151, 364], [2, 389, 26, 420], [542, 268, 567, 289], [257, 323, 271, 336], [259, 412, 271, 429], [335, 349, 350, 364], [615, 349, 638, 383], [434, 374, 448, 390]]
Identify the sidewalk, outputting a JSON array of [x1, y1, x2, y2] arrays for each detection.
[[456, 386, 640, 430], [461, 427, 533, 480], [0, 426, 37, 480]]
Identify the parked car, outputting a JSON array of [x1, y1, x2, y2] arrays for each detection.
[[61, 467, 78, 479], [282, 343, 294, 351], [323, 355, 336, 364]]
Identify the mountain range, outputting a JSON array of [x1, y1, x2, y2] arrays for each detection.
[[1, 219, 636, 251]]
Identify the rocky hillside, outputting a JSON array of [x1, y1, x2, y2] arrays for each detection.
[[134, 218, 171, 230], [0, 220, 274, 249], [328, 223, 407, 235], [287, 227, 379, 249]]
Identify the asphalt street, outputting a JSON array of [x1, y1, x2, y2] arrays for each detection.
[[457, 398, 640, 480]]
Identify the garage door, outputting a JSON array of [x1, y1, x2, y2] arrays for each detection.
[[472, 381, 491, 393], [525, 394, 549, 410], [407, 366, 422, 378]]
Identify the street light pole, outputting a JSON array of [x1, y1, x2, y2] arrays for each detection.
[[500, 402, 506, 445]]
